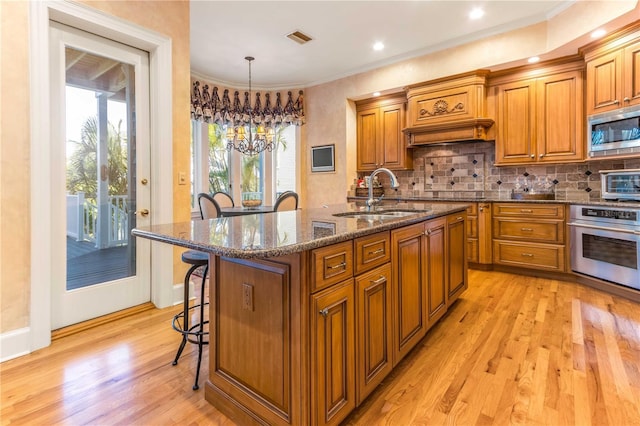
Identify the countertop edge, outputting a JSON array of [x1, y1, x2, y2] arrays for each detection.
[[132, 204, 468, 259]]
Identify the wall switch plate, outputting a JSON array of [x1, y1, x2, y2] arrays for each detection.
[[178, 172, 187, 185]]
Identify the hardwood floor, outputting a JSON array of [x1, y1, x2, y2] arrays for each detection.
[[2, 270, 640, 425]]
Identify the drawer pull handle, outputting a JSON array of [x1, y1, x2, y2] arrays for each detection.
[[368, 248, 384, 255], [456, 216, 463, 220], [371, 276, 386, 285], [521, 253, 534, 257], [327, 262, 346, 270], [520, 209, 533, 213], [521, 227, 533, 231]]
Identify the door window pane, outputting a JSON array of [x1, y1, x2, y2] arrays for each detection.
[[65, 49, 136, 290]]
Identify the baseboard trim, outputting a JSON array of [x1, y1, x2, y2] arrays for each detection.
[[0, 327, 31, 363], [52, 302, 155, 340]]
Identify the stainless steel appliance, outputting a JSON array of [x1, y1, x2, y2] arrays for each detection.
[[600, 169, 640, 201], [569, 205, 640, 289], [588, 106, 640, 156]]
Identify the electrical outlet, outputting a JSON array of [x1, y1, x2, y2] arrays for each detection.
[[242, 283, 254, 311], [178, 172, 187, 185]]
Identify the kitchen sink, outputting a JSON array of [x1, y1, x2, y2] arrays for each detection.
[[332, 210, 424, 219]]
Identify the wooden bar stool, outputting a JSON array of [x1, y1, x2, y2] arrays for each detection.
[[171, 250, 209, 390]]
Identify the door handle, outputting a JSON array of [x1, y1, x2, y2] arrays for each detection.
[[138, 209, 149, 217]]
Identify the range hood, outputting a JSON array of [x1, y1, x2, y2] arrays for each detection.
[[403, 70, 494, 145]]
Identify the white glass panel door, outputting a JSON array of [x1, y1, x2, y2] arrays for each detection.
[[50, 22, 151, 329]]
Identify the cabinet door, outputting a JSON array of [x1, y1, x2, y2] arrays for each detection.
[[356, 107, 379, 171], [391, 223, 427, 365], [425, 218, 447, 326], [447, 213, 467, 304], [624, 40, 640, 108], [379, 102, 408, 170], [586, 49, 623, 115], [536, 70, 584, 163], [355, 263, 392, 404], [494, 79, 536, 164], [311, 279, 356, 426]]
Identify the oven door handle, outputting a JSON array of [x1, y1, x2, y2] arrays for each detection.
[[568, 221, 640, 235]]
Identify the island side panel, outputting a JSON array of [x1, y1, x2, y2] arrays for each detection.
[[205, 253, 308, 426]]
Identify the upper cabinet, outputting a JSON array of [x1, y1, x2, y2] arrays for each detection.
[[404, 70, 494, 145], [488, 58, 584, 165], [356, 94, 412, 172], [581, 23, 640, 116]]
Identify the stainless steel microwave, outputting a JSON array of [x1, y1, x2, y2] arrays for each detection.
[[588, 106, 640, 156], [600, 168, 640, 201]]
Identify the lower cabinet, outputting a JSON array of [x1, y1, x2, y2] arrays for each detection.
[[311, 279, 356, 426], [355, 263, 393, 404], [213, 213, 469, 426], [425, 218, 447, 325], [390, 211, 467, 366], [391, 222, 428, 364], [447, 213, 468, 303]]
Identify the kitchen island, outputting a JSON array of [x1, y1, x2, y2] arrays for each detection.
[[132, 201, 468, 426]]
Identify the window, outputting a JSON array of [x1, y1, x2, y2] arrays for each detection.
[[191, 120, 297, 212]]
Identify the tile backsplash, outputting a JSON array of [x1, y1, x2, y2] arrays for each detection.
[[355, 141, 640, 202]]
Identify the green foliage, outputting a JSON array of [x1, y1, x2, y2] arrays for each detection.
[[207, 124, 230, 193], [66, 116, 128, 200]]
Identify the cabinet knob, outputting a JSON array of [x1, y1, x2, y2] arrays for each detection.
[[539, 154, 544, 158], [530, 154, 535, 158], [319, 308, 329, 317], [614, 99, 620, 104], [624, 97, 631, 103], [424, 229, 431, 236], [137, 209, 149, 217]]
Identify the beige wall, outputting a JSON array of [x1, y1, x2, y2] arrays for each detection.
[[302, 2, 639, 208], [0, 0, 191, 334]]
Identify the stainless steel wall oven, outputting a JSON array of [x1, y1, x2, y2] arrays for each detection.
[[569, 205, 640, 290]]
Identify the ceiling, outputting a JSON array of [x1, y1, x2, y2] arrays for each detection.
[[190, 0, 575, 89]]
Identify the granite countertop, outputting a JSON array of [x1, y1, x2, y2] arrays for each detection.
[[348, 195, 640, 209], [132, 201, 468, 259]]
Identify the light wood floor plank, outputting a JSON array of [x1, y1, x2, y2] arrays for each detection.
[[3, 270, 640, 425]]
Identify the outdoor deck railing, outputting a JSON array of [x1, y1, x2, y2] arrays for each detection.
[[66, 192, 128, 247]]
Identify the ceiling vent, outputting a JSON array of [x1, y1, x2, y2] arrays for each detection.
[[286, 30, 313, 45]]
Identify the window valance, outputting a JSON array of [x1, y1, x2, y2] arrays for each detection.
[[190, 79, 305, 128]]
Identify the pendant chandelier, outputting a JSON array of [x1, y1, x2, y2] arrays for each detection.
[[226, 56, 276, 156]]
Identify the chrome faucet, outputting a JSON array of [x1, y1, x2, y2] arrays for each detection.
[[366, 167, 400, 208]]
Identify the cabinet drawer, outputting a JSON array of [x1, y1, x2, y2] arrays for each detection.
[[492, 219, 564, 243], [492, 203, 565, 219], [311, 241, 354, 292], [493, 240, 565, 272], [466, 203, 478, 216], [354, 231, 391, 275]]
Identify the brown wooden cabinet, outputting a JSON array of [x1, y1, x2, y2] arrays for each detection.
[[206, 213, 467, 426], [424, 217, 447, 325], [582, 24, 640, 115], [447, 213, 468, 303], [492, 203, 566, 273], [311, 279, 356, 426], [391, 222, 427, 364], [390, 211, 468, 365], [356, 94, 412, 171], [355, 263, 392, 404], [490, 59, 584, 165]]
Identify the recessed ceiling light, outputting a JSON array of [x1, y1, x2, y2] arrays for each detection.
[[528, 56, 540, 64], [469, 7, 484, 20], [373, 42, 384, 51], [373, 92, 381, 97], [591, 29, 606, 39]]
